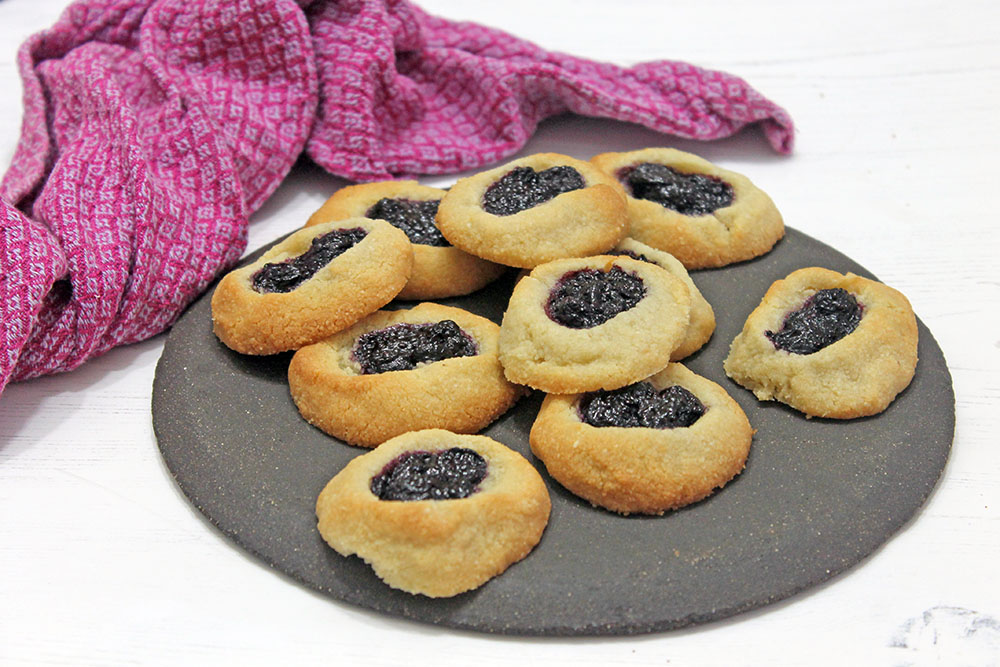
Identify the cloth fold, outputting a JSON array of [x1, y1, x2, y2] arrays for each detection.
[[0, 0, 794, 395]]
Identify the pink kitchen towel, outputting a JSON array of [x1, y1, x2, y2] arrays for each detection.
[[0, 0, 794, 396]]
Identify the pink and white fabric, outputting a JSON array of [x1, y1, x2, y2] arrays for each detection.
[[0, 0, 794, 396]]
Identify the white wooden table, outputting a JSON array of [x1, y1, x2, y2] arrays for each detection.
[[2, 1, 998, 665]]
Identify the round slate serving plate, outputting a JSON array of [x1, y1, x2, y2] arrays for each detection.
[[151, 226, 954, 636]]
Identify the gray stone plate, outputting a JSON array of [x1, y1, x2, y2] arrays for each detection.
[[151, 227, 954, 636]]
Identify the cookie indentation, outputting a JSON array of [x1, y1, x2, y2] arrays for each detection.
[[619, 163, 734, 216], [369, 448, 489, 501], [365, 197, 448, 247], [545, 266, 646, 329], [765, 288, 863, 355], [252, 227, 368, 293], [352, 320, 478, 374], [578, 382, 706, 429], [482, 166, 585, 216]]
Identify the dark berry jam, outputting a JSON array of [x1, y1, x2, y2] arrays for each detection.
[[578, 382, 706, 429], [481, 165, 586, 215], [252, 227, 367, 293], [546, 266, 646, 329], [765, 288, 863, 355], [365, 197, 448, 247], [608, 248, 653, 263], [370, 447, 488, 501], [352, 320, 478, 374], [618, 163, 734, 216]]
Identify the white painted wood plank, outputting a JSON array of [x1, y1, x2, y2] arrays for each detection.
[[1, 0, 997, 665]]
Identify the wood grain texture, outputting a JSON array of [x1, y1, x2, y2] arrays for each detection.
[[1, 0, 998, 665]]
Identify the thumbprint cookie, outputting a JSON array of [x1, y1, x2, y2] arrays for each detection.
[[211, 219, 411, 355], [590, 147, 784, 269], [529, 363, 752, 515], [288, 303, 525, 447], [723, 267, 919, 418], [436, 153, 628, 268], [498, 255, 691, 394], [315, 429, 550, 597]]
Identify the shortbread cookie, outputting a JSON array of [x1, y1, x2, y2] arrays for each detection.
[[306, 180, 507, 300], [436, 153, 628, 268], [610, 237, 715, 360], [530, 363, 752, 515], [590, 148, 784, 269], [211, 219, 412, 355], [724, 267, 919, 418], [288, 303, 525, 447], [498, 255, 691, 393], [316, 429, 551, 597]]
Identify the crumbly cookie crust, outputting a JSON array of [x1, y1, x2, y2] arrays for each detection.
[[529, 363, 752, 515], [211, 218, 412, 355], [315, 429, 551, 597], [723, 267, 919, 418], [590, 147, 784, 269], [498, 255, 691, 393], [436, 153, 628, 268], [289, 302, 526, 447]]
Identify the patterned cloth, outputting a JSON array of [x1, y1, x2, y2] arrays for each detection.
[[0, 0, 793, 395]]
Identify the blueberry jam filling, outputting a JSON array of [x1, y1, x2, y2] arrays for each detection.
[[481, 165, 586, 215], [765, 288, 863, 355], [618, 163, 734, 216], [608, 248, 653, 263], [546, 266, 646, 329], [578, 382, 706, 429], [352, 320, 478, 374], [252, 227, 368, 293], [370, 448, 488, 501], [365, 197, 448, 247]]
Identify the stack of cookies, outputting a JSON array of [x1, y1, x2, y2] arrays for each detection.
[[209, 147, 918, 598]]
